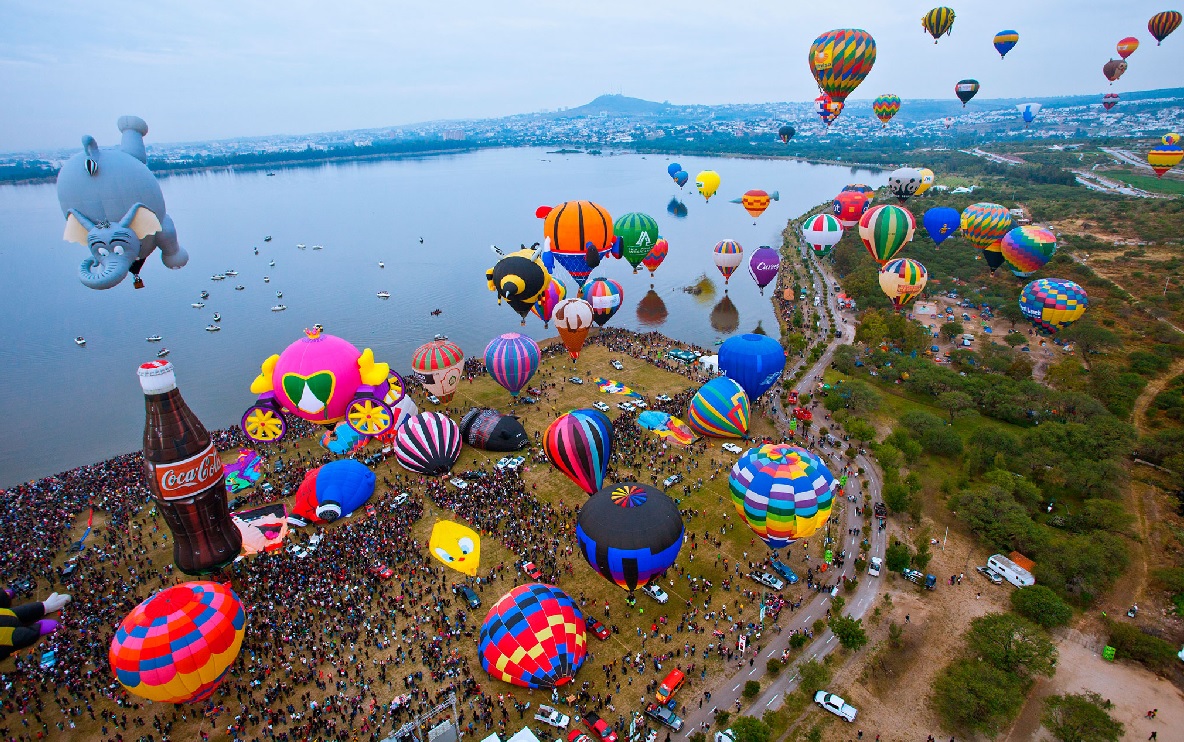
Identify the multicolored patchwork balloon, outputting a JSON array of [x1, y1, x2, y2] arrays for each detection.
[[1019, 278, 1089, 334], [687, 377, 750, 438], [581, 277, 624, 327], [960, 203, 1012, 248], [872, 93, 901, 125], [808, 29, 877, 117], [478, 584, 586, 689], [802, 213, 844, 257], [109, 582, 246, 704], [1001, 226, 1057, 277], [484, 333, 540, 397], [576, 482, 684, 596], [544, 409, 612, 495], [729, 444, 836, 553]]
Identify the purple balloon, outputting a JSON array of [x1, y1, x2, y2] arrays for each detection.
[[748, 247, 780, 294]]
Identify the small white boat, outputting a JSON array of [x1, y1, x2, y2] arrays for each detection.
[[296, 243, 307, 249], [74, 336, 86, 346], [378, 262, 385, 268], [234, 285, 245, 291], [253, 248, 259, 255], [212, 313, 221, 322], [211, 274, 225, 281], [146, 335, 163, 342], [264, 235, 272, 242], [156, 348, 170, 358], [199, 290, 209, 299], [205, 324, 221, 332], [312, 244, 323, 250], [269, 260, 275, 267], [192, 302, 205, 308], [226, 270, 238, 276], [276, 291, 283, 298], [271, 305, 287, 312], [264, 276, 270, 283], [377, 291, 391, 299]]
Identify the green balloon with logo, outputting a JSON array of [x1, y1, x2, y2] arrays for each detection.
[[613, 212, 660, 273]]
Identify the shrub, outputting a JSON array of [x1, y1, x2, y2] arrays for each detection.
[[742, 680, 761, 699], [1106, 621, 1178, 669], [1010, 585, 1072, 629], [765, 658, 782, 676]]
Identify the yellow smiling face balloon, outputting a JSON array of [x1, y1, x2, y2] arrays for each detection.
[[429, 521, 481, 576]]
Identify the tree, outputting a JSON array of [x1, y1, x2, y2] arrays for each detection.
[[796, 659, 831, 696], [828, 614, 868, 651], [1010, 585, 1072, 628], [885, 541, 912, 572], [765, 658, 781, 676], [845, 381, 882, 415], [1059, 319, 1119, 362], [888, 621, 904, 647], [1042, 693, 1124, 742], [940, 320, 964, 341], [742, 680, 761, 699], [965, 613, 1057, 678], [1004, 333, 1026, 348], [844, 418, 877, 443], [937, 391, 976, 423], [730, 716, 770, 742], [932, 658, 1027, 737]]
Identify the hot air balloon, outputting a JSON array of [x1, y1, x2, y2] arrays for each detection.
[[944, 116, 954, 129], [614, 212, 660, 273], [1103, 92, 1120, 110], [960, 203, 1012, 250], [530, 279, 567, 328], [922, 7, 956, 42], [748, 247, 780, 295], [887, 167, 923, 203], [1149, 10, 1182, 45], [1001, 226, 1057, 276], [729, 444, 836, 554], [1019, 278, 1089, 334], [484, 332, 540, 398], [487, 245, 551, 325], [993, 30, 1019, 58], [843, 184, 874, 195], [1017, 102, 1042, 125], [687, 377, 750, 438], [832, 191, 869, 228], [733, 190, 779, 222], [667, 162, 682, 179], [713, 240, 744, 284], [1165, 133, 1181, 145], [802, 213, 844, 257], [695, 170, 721, 202], [636, 289, 668, 326], [710, 294, 740, 334], [478, 583, 587, 689], [539, 201, 614, 289], [815, 93, 843, 126], [922, 207, 960, 246], [872, 94, 901, 126], [395, 412, 461, 475], [576, 483, 684, 599], [553, 298, 594, 362], [778, 124, 795, 143], [544, 409, 611, 495], [674, 170, 689, 188], [459, 407, 529, 452], [430, 521, 481, 577], [581, 278, 623, 327], [290, 459, 376, 524], [109, 582, 245, 704], [1103, 59, 1127, 84], [411, 339, 464, 404], [1148, 143, 1184, 177], [859, 204, 915, 265], [719, 334, 786, 402], [667, 197, 688, 218], [1117, 36, 1140, 59], [808, 28, 877, 121], [916, 168, 935, 196], [878, 258, 929, 310], [642, 238, 668, 278], [955, 79, 980, 106]]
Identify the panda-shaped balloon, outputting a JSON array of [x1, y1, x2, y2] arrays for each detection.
[[887, 167, 923, 204]]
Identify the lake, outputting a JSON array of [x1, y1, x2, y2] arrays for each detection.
[[0, 147, 884, 485]]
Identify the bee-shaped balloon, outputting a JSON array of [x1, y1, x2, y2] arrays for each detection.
[[429, 521, 481, 576], [487, 244, 551, 325]]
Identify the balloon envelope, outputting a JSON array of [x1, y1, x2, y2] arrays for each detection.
[[859, 204, 915, 264], [544, 409, 612, 494], [430, 520, 481, 576], [960, 203, 1012, 248], [872, 93, 901, 124], [993, 30, 1019, 58], [887, 167, 922, 203], [921, 7, 956, 41], [412, 340, 465, 403], [553, 299, 594, 360], [1001, 226, 1057, 276], [484, 333, 541, 396], [642, 238, 669, 277], [687, 377, 750, 438], [832, 191, 869, 228], [395, 412, 462, 475], [576, 482, 684, 594], [778, 124, 795, 142], [614, 212, 660, 271], [748, 247, 780, 293], [479, 584, 587, 689], [581, 278, 624, 327], [530, 280, 567, 327], [955, 79, 980, 106], [729, 444, 836, 551], [713, 240, 744, 283], [459, 407, 529, 451], [878, 258, 929, 310], [542, 201, 614, 289], [1019, 278, 1088, 334], [695, 170, 721, 201], [291, 459, 376, 523], [802, 213, 844, 257], [718, 334, 786, 402], [808, 28, 877, 112], [923, 207, 960, 245]]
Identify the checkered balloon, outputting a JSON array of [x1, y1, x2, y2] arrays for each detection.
[[478, 584, 587, 689], [730, 444, 836, 551]]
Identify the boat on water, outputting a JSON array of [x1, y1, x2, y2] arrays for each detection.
[[205, 324, 221, 332], [212, 313, 221, 322], [211, 274, 225, 281], [74, 337, 86, 346], [276, 291, 283, 298], [378, 262, 385, 268], [271, 305, 287, 312], [264, 276, 270, 283], [266, 172, 276, 177], [199, 290, 210, 299], [234, 285, 245, 291], [297, 243, 307, 249], [226, 270, 238, 276], [146, 335, 163, 342], [264, 235, 272, 241], [192, 302, 205, 308], [377, 291, 391, 299], [253, 248, 259, 255], [156, 348, 170, 358], [269, 260, 276, 267], [312, 244, 323, 250]]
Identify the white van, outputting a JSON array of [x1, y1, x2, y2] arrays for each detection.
[[987, 554, 1035, 588]]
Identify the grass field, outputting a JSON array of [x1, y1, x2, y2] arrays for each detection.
[[1110, 169, 1184, 195]]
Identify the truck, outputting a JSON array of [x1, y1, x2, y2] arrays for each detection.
[[987, 554, 1036, 588], [534, 705, 570, 729]]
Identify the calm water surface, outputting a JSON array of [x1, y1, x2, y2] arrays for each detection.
[[0, 148, 884, 484]]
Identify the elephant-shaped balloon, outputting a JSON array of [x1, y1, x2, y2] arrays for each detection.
[[56, 116, 187, 290]]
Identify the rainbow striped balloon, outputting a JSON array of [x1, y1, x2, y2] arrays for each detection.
[[872, 93, 901, 125], [713, 239, 744, 283], [1019, 278, 1088, 334], [484, 333, 540, 397], [960, 203, 1012, 248], [687, 377, 750, 438], [878, 257, 928, 310], [730, 444, 836, 552], [530, 279, 567, 327], [808, 29, 877, 111], [1001, 226, 1057, 277], [109, 582, 246, 704]]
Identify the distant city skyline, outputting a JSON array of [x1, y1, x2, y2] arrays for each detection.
[[3, 0, 1182, 151]]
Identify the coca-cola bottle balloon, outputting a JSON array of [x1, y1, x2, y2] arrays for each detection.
[[139, 361, 241, 575]]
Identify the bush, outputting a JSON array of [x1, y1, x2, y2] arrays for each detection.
[[789, 632, 809, 649], [1106, 621, 1178, 669], [1043, 692, 1124, 742], [714, 710, 731, 728], [812, 619, 826, 635], [742, 680, 761, 699], [885, 541, 912, 572], [1010, 585, 1072, 629], [931, 658, 1027, 737]]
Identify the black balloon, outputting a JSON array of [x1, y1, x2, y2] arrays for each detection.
[[459, 408, 530, 452]]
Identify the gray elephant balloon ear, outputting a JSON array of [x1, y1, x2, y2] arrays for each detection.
[[121, 203, 162, 239], [62, 209, 95, 245]]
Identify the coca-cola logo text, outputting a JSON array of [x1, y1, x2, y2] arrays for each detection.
[[150, 443, 223, 501]]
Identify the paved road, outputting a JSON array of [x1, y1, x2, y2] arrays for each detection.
[[668, 241, 887, 737]]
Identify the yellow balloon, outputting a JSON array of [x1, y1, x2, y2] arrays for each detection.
[[429, 520, 481, 577], [915, 168, 935, 196], [695, 170, 721, 202]]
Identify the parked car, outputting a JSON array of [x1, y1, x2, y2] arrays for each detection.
[[534, 705, 570, 729], [644, 704, 683, 731], [369, 562, 394, 580], [307, 533, 323, 553], [568, 377, 584, 385], [748, 571, 785, 590], [460, 470, 486, 480], [392, 492, 410, 507], [814, 691, 857, 722], [449, 478, 469, 490], [721, 443, 743, 454], [769, 560, 799, 585], [496, 456, 525, 471], [617, 402, 635, 411], [567, 731, 594, 742], [656, 668, 685, 703], [868, 556, 882, 577], [457, 585, 481, 609], [976, 566, 1003, 585], [641, 583, 669, 604], [632, 400, 648, 409], [585, 616, 611, 640], [520, 396, 538, 404], [592, 401, 610, 412], [527, 387, 542, 396], [662, 474, 681, 487], [714, 731, 736, 742], [522, 561, 542, 580], [611, 360, 624, 370], [583, 712, 618, 742], [426, 394, 440, 405], [655, 394, 672, 402]]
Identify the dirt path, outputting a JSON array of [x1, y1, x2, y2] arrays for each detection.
[[1133, 358, 1184, 436]]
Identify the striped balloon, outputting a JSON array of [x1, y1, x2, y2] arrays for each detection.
[[960, 203, 1012, 248], [808, 29, 876, 111], [109, 582, 246, 704], [544, 409, 612, 495], [1001, 226, 1057, 277], [878, 258, 928, 310], [479, 583, 586, 689], [730, 444, 836, 552], [1148, 144, 1184, 177], [542, 201, 614, 289], [872, 93, 901, 125], [394, 411, 462, 475], [581, 277, 624, 327], [802, 213, 844, 257], [922, 7, 956, 42], [484, 333, 541, 397], [642, 238, 669, 277], [411, 339, 465, 403], [858, 204, 916, 265], [993, 30, 1019, 58], [687, 377, 750, 438], [1019, 278, 1088, 334], [530, 279, 567, 327], [713, 240, 744, 283], [1149, 10, 1182, 45], [614, 212, 660, 272]]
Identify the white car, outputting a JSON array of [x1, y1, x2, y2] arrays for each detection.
[[496, 456, 526, 471], [715, 730, 735, 742], [307, 533, 323, 553], [748, 571, 785, 590], [617, 402, 635, 411], [568, 377, 584, 385], [426, 394, 440, 405], [814, 691, 857, 722], [721, 443, 743, 454], [533, 705, 569, 729], [868, 556, 882, 577], [593, 401, 610, 412], [655, 394, 672, 403], [449, 478, 469, 490], [641, 583, 669, 604], [611, 360, 624, 370], [632, 400, 648, 409]]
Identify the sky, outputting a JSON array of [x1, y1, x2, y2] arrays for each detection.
[[2, 0, 1182, 152]]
